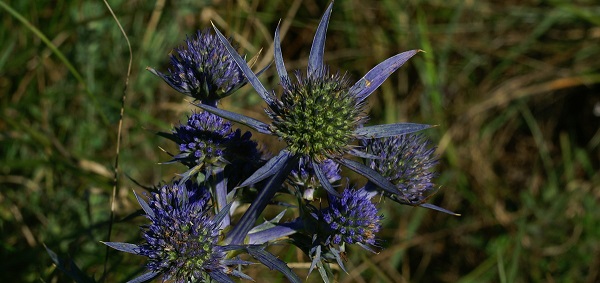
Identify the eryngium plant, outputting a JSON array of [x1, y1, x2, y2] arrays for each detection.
[[98, 2, 458, 283]]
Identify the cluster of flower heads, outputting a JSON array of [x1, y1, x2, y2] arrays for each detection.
[[105, 2, 456, 282]]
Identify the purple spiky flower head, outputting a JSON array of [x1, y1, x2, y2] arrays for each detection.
[[147, 29, 248, 106], [364, 134, 438, 205], [167, 111, 262, 183], [103, 181, 253, 282], [172, 111, 232, 168], [322, 187, 382, 248]]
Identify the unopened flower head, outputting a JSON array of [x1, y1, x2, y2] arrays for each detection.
[[148, 29, 246, 105], [268, 70, 366, 162], [322, 188, 382, 247], [364, 134, 438, 204]]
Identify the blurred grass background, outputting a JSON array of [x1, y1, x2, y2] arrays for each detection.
[[1, 0, 599, 282]]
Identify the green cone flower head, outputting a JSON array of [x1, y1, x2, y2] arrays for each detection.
[[268, 70, 366, 162]]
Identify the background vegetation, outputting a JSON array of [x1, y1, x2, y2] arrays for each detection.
[[1, 0, 599, 282]]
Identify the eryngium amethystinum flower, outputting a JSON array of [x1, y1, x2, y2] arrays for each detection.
[[172, 111, 232, 168], [322, 188, 381, 248], [271, 69, 366, 161], [103, 181, 252, 283], [197, 2, 433, 244], [147, 29, 246, 105], [364, 134, 438, 205], [166, 111, 262, 182]]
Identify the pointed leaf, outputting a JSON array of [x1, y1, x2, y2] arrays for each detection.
[[208, 271, 236, 283], [348, 148, 384, 160], [224, 60, 272, 98], [146, 67, 187, 94], [308, 2, 334, 78], [336, 158, 408, 202], [354, 123, 433, 139], [247, 246, 301, 283], [246, 48, 262, 68], [193, 102, 271, 135], [133, 190, 154, 218], [350, 50, 421, 102], [239, 150, 292, 188], [255, 60, 272, 77], [249, 210, 287, 233], [101, 242, 140, 254], [308, 245, 321, 277], [212, 23, 275, 107], [230, 269, 255, 281], [330, 247, 348, 274], [127, 271, 160, 283], [222, 258, 255, 266], [248, 222, 299, 245], [177, 165, 202, 184], [315, 257, 332, 283], [213, 202, 233, 225], [357, 242, 378, 254], [274, 22, 289, 84], [419, 203, 461, 216], [155, 131, 179, 142], [226, 155, 299, 245], [45, 245, 95, 283], [312, 160, 341, 197]]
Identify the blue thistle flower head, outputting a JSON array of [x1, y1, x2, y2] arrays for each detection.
[[322, 188, 382, 248], [103, 181, 253, 282], [148, 29, 247, 105], [364, 134, 438, 204], [139, 182, 222, 280], [172, 111, 232, 168], [168, 111, 262, 182]]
